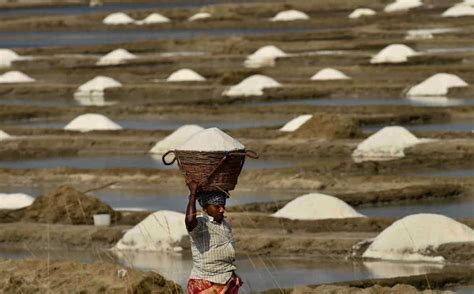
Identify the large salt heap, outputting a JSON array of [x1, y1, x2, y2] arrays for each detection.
[[74, 75, 122, 98], [177, 127, 245, 152], [0, 130, 12, 141], [103, 12, 135, 25], [352, 126, 423, 162], [442, 3, 474, 17], [384, 0, 423, 13], [407, 73, 468, 96], [166, 68, 206, 82], [188, 12, 211, 21], [270, 10, 309, 21], [0, 193, 34, 209], [0, 49, 24, 68], [370, 44, 418, 64], [363, 214, 474, 262], [150, 125, 204, 155], [223, 74, 281, 97], [348, 8, 376, 19], [280, 114, 313, 132], [244, 45, 287, 68], [96, 48, 137, 66], [273, 193, 365, 220], [0, 71, 35, 83], [114, 210, 187, 252], [64, 113, 123, 132], [135, 13, 170, 25], [310, 68, 351, 80]]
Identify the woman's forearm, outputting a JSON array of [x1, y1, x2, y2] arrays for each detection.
[[185, 192, 198, 231]]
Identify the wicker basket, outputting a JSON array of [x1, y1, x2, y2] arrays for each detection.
[[162, 149, 258, 191]]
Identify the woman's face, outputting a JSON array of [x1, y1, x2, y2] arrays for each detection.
[[205, 204, 225, 223]]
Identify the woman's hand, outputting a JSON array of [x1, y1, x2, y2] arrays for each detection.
[[187, 180, 199, 196]]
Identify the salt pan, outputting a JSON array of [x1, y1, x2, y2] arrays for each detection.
[[310, 68, 351, 80], [222, 74, 281, 97], [363, 214, 474, 262], [442, 4, 474, 17], [135, 13, 170, 25], [0, 193, 34, 209], [166, 68, 206, 82], [188, 12, 211, 21], [150, 125, 204, 154], [97, 48, 137, 66], [244, 45, 287, 68], [384, 0, 423, 13], [0, 130, 12, 141], [280, 114, 313, 132], [273, 193, 365, 220], [177, 127, 245, 152], [407, 73, 468, 96], [270, 10, 309, 21], [370, 44, 418, 64], [348, 8, 376, 19], [0, 71, 35, 83], [103, 12, 135, 25], [64, 113, 123, 132], [114, 210, 187, 252]]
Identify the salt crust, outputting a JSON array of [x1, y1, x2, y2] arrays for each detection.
[[97, 48, 137, 66], [352, 126, 422, 162], [222, 74, 281, 97], [280, 114, 313, 132], [0, 193, 34, 209], [270, 10, 309, 21], [442, 3, 474, 17], [363, 213, 474, 262], [114, 210, 187, 252], [244, 45, 287, 68], [407, 73, 468, 96], [310, 68, 351, 80], [0, 130, 12, 141], [384, 0, 423, 13], [0, 71, 35, 83], [135, 13, 170, 25], [188, 12, 211, 21], [349, 8, 376, 19], [370, 44, 418, 64], [64, 113, 123, 132], [166, 68, 206, 82], [103, 12, 135, 25], [177, 127, 245, 152], [273, 193, 366, 220], [149, 125, 204, 154]]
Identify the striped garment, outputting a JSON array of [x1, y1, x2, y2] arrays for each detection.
[[188, 214, 236, 284]]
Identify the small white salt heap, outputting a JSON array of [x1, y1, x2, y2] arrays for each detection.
[[442, 3, 474, 17], [96, 48, 137, 66], [244, 45, 287, 68], [273, 193, 365, 220], [270, 10, 309, 21], [150, 125, 204, 154], [352, 126, 423, 162], [64, 113, 123, 132], [349, 8, 376, 19], [114, 210, 187, 252], [188, 12, 211, 21], [407, 73, 468, 96], [0, 49, 23, 68], [363, 214, 474, 262], [223, 74, 281, 97], [384, 0, 423, 13], [310, 68, 351, 80], [280, 114, 313, 132], [135, 13, 170, 25], [177, 127, 245, 152], [74, 75, 122, 98], [166, 68, 206, 82], [371, 44, 418, 64], [0, 130, 12, 141], [0, 193, 34, 209], [405, 28, 458, 40], [0, 71, 35, 83], [103, 12, 135, 25]]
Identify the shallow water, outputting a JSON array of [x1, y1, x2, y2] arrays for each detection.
[[0, 98, 76, 108], [409, 168, 474, 178], [362, 120, 474, 133]]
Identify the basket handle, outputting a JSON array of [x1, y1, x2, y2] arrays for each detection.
[[245, 150, 259, 159], [162, 150, 176, 165]]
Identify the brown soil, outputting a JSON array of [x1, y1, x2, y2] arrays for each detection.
[[288, 113, 362, 140]]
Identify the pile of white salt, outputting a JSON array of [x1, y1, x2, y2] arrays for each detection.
[[150, 125, 204, 155], [223, 74, 281, 97], [64, 113, 123, 132], [177, 127, 245, 152]]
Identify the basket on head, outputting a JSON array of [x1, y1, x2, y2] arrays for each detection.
[[162, 149, 258, 191]]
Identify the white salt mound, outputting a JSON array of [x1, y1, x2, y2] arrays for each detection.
[[270, 10, 309, 21], [0, 193, 34, 209], [0, 49, 21, 68], [407, 73, 468, 97], [0, 130, 12, 141], [384, 0, 423, 13], [135, 13, 170, 25], [150, 125, 204, 154], [103, 12, 135, 25], [352, 126, 421, 161], [64, 113, 123, 132], [177, 127, 245, 152], [223, 74, 281, 97], [310, 68, 351, 80], [363, 214, 474, 262], [97, 48, 137, 66], [0, 71, 35, 83], [78, 76, 122, 92], [188, 12, 211, 21], [370, 44, 418, 64], [244, 45, 287, 68], [273, 193, 366, 220], [349, 8, 376, 19], [114, 210, 187, 252], [442, 4, 474, 17], [166, 68, 206, 82], [280, 114, 313, 132]]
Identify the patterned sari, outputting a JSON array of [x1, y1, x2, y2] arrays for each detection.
[[187, 276, 241, 294]]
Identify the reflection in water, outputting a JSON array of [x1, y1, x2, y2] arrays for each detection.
[[73, 91, 116, 106], [363, 260, 444, 278], [406, 96, 467, 107]]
